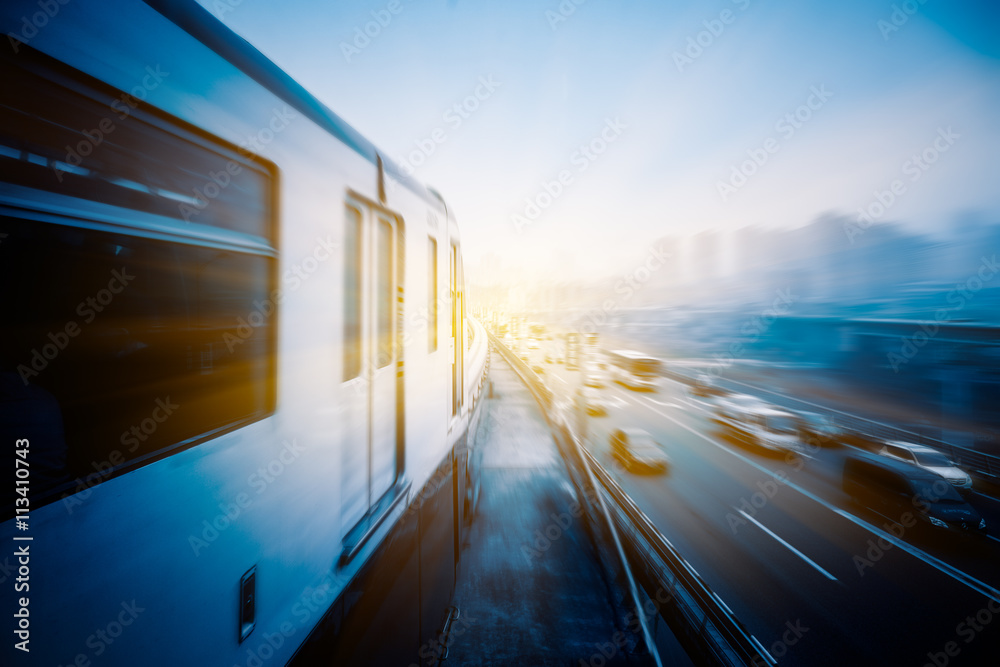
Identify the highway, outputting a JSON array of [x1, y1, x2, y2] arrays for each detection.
[[514, 335, 1000, 666]]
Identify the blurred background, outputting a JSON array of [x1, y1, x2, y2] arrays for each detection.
[[2, 1, 999, 664], [208, 0, 1000, 453]]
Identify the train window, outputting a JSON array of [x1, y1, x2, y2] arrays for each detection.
[[0, 46, 272, 242], [0, 222, 275, 506], [428, 237, 438, 352], [376, 218, 393, 368], [344, 206, 363, 380], [0, 47, 277, 510]]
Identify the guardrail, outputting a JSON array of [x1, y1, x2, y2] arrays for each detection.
[[575, 442, 773, 666], [489, 331, 773, 667], [664, 367, 1000, 485]]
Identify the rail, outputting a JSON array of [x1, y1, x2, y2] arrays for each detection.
[[489, 331, 773, 667], [575, 442, 773, 666]]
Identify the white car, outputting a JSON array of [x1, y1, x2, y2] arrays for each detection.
[[610, 428, 670, 473], [714, 395, 801, 455], [583, 373, 605, 388], [876, 441, 973, 495]]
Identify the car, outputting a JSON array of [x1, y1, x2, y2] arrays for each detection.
[[584, 373, 605, 389], [581, 388, 607, 416], [714, 395, 801, 455], [875, 441, 972, 495], [843, 454, 986, 537], [609, 428, 670, 473], [689, 373, 725, 398], [544, 351, 554, 363], [796, 411, 841, 447], [718, 393, 770, 411], [531, 364, 545, 375]]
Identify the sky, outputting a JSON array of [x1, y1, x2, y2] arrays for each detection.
[[200, 0, 1000, 283]]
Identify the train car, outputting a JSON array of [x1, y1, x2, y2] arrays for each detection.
[[0, 0, 490, 664]]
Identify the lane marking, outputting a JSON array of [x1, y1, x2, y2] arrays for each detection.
[[646, 397, 682, 409], [736, 509, 838, 581], [677, 396, 713, 412], [631, 398, 1000, 603]]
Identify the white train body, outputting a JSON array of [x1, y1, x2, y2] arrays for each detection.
[[0, 1, 488, 664]]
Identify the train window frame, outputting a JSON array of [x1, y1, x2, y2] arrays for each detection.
[[0, 43, 279, 515], [375, 217, 394, 369], [0, 44, 276, 245]]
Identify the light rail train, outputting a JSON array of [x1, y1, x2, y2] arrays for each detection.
[[0, 1, 489, 664]]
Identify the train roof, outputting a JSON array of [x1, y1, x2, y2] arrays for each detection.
[[144, 0, 446, 213]]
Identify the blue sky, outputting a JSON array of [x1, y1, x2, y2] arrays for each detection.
[[202, 0, 1000, 281]]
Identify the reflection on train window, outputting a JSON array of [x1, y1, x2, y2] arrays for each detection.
[[0, 47, 272, 242], [0, 48, 276, 509], [344, 206, 363, 380], [0, 218, 275, 504], [428, 237, 437, 352]]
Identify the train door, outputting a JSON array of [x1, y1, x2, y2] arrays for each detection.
[[342, 200, 400, 530]]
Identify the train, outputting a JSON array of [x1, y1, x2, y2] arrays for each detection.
[[0, 0, 490, 664]]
